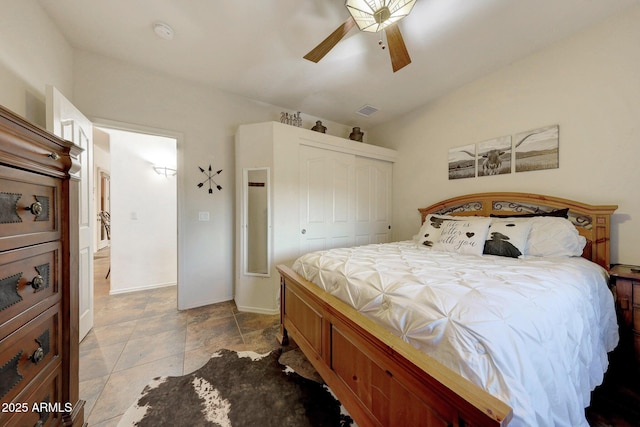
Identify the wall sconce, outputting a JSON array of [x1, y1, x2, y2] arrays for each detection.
[[153, 165, 177, 177]]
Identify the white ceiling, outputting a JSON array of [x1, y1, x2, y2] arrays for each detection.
[[37, 0, 637, 128]]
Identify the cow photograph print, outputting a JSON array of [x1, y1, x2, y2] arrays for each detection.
[[448, 124, 559, 180], [477, 135, 512, 177]]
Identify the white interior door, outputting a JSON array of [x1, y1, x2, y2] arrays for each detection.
[[299, 145, 354, 253], [46, 85, 94, 341]]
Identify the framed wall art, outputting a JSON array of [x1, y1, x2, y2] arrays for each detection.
[[448, 144, 476, 180], [514, 125, 559, 172], [477, 135, 511, 177]]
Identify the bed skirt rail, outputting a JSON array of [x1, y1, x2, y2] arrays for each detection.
[[276, 264, 512, 427]]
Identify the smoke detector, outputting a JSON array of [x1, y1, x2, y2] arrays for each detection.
[[153, 22, 174, 40]]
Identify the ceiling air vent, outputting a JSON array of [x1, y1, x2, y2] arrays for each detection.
[[356, 105, 379, 117]]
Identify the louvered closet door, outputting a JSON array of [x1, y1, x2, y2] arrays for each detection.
[[299, 145, 355, 254], [354, 157, 393, 245]]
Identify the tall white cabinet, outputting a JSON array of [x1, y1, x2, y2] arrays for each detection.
[[235, 122, 396, 314]]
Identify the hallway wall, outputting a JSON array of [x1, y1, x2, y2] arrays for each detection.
[[107, 129, 177, 293]]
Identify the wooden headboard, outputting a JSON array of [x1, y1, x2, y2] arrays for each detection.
[[418, 192, 617, 270]]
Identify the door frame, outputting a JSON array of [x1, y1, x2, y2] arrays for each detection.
[[91, 117, 184, 306]]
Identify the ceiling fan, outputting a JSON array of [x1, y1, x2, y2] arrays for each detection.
[[304, 0, 417, 72]]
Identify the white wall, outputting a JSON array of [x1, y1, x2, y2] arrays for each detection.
[[107, 129, 177, 293], [369, 5, 640, 264], [0, 0, 73, 124]]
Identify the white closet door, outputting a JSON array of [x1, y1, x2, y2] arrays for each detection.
[[355, 157, 393, 245], [299, 145, 355, 253]]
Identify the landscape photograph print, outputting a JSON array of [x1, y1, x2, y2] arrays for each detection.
[[514, 125, 559, 172], [448, 143, 476, 179]]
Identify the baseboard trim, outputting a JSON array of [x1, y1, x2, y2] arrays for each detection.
[[178, 296, 234, 311], [109, 282, 176, 295], [235, 304, 279, 316]]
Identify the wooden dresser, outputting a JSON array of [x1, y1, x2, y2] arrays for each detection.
[[0, 106, 85, 426]]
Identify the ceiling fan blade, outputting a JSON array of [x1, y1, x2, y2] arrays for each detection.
[[304, 16, 356, 63], [385, 23, 411, 72]]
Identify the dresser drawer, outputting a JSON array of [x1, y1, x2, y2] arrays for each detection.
[[0, 166, 61, 252], [0, 305, 61, 404], [0, 242, 61, 337], [0, 364, 65, 427]]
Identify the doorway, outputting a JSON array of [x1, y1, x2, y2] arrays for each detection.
[[94, 125, 178, 297]]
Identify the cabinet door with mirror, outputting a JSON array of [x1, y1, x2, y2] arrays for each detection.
[[243, 168, 270, 276]]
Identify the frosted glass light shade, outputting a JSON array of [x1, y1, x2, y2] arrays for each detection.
[[345, 0, 416, 32]]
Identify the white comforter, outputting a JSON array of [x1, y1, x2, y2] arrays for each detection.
[[292, 241, 619, 427]]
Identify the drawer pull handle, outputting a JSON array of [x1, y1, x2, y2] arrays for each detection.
[[48, 152, 60, 161], [620, 297, 630, 310], [27, 201, 43, 216], [29, 274, 45, 290], [30, 347, 45, 364]]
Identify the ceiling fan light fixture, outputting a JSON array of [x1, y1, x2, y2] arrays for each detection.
[[345, 0, 416, 32]]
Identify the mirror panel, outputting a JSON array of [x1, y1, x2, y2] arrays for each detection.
[[244, 168, 270, 276]]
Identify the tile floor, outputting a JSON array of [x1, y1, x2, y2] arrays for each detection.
[[80, 248, 280, 426]]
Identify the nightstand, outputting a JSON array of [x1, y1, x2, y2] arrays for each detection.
[[609, 264, 640, 364]]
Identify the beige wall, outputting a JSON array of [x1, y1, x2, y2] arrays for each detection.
[[370, 5, 640, 264]]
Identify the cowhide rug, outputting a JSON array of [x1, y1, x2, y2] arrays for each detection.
[[118, 348, 354, 427]]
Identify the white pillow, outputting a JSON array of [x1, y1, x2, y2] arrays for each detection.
[[483, 219, 532, 258], [414, 214, 487, 247], [432, 218, 492, 256], [526, 216, 586, 257]]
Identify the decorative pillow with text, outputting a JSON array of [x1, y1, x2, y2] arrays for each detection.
[[432, 218, 492, 256], [415, 214, 486, 247]]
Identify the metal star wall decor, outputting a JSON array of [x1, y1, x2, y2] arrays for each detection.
[[197, 165, 223, 194]]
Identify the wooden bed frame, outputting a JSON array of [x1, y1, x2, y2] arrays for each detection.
[[276, 192, 617, 427]]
